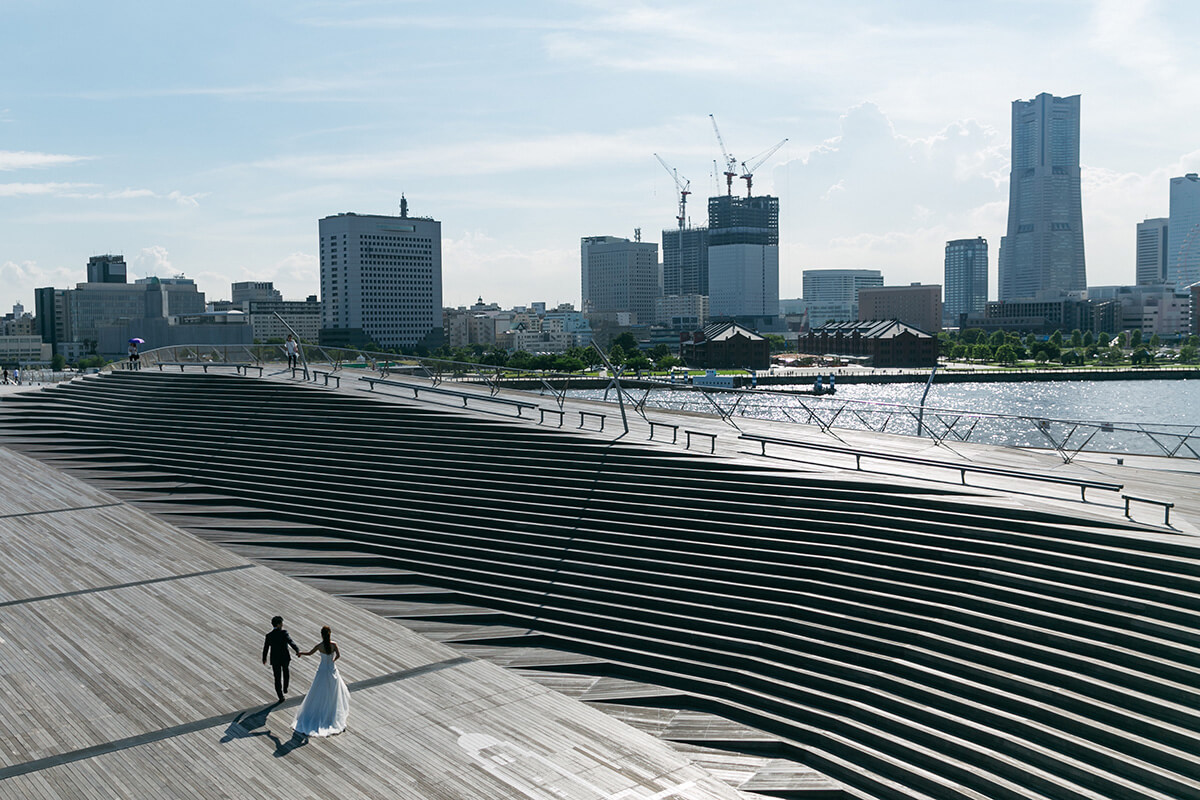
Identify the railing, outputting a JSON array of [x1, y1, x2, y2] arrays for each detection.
[[741, 433, 1124, 503], [111, 343, 1199, 463], [567, 386, 1200, 463]]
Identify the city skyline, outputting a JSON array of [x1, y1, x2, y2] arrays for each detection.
[[3, 1, 1200, 315]]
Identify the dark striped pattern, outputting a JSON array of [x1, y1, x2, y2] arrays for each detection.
[[4, 371, 1200, 800]]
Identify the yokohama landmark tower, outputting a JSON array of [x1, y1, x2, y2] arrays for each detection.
[[998, 93, 1086, 301]]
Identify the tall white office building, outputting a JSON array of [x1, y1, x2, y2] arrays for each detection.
[[1168, 174, 1200, 290], [319, 203, 443, 349], [801, 269, 884, 324], [580, 235, 660, 323], [707, 195, 779, 319], [1136, 218, 1169, 285]]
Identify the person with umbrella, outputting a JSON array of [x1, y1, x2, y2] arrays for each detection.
[[128, 338, 144, 370]]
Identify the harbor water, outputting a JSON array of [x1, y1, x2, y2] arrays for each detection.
[[565, 379, 1200, 457]]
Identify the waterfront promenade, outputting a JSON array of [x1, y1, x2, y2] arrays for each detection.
[[4, 367, 1200, 800], [0, 443, 753, 799]]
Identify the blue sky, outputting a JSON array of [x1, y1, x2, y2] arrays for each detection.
[[3, 0, 1198, 315]]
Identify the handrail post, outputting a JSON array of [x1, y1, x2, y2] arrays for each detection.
[[590, 341, 628, 436]]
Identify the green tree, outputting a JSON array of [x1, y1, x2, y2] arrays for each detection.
[[625, 354, 651, 374], [507, 350, 535, 370], [971, 344, 993, 362], [1130, 329, 1143, 348], [995, 344, 1017, 364], [611, 332, 639, 353], [1179, 345, 1198, 364], [764, 334, 786, 353], [1130, 348, 1152, 365], [656, 355, 682, 370], [480, 347, 509, 367], [51, 353, 66, 370], [951, 344, 969, 360], [650, 343, 671, 361], [552, 355, 585, 373], [1070, 329, 1083, 348], [960, 328, 984, 345], [1187, 335, 1199, 348], [1149, 333, 1161, 349], [988, 330, 1006, 348], [607, 344, 626, 366], [1082, 330, 1095, 347], [1033, 347, 1050, 363], [1060, 350, 1083, 366], [1049, 330, 1064, 348]]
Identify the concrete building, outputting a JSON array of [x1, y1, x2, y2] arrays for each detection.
[[943, 238, 988, 326], [802, 269, 884, 325], [654, 293, 709, 329], [0, 335, 52, 365], [1168, 174, 1200, 290], [1088, 284, 1192, 339], [319, 204, 444, 349], [962, 291, 1118, 335], [97, 312, 253, 356], [35, 274, 206, 358], [662, 227, 709, 297], [580, 235, 660, 324], [247, 296, 321, 343], [707, 195, 779, 319], [998, 93, 1086, 301], [857, 284, 942, 333], [1136, 218, 1170, 286], [232, 281, 283, 305], [86, 254, 127, 284]]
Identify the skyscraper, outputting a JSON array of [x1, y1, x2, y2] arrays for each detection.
[[998, 93, 1086, 301], [318, 206, 443, 349], [944, 237, 988, 325], [580, 235, 660, 323], [1136, 218, 1169, 285], [661, 227, 709, 297], [86, 254, 127, 284], [1168, 174, 1200, 289], [706, 195, 779, 319]]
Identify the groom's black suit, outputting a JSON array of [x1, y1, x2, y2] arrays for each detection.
[[263, 627, 300, 700]]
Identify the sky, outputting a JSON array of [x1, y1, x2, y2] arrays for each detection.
[[3, 0, 1199, 316]]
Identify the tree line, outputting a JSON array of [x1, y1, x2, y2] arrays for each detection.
[[941, 329, 1199, 366]]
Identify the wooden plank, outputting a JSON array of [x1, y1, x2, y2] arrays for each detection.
[[0, 448, 750, 800]]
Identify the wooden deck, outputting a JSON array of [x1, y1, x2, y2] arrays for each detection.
[[0, 447, 756, 799]]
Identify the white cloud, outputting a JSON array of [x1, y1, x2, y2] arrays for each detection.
[[0, 150, 91, 170], [0, 182, 95, 196], [252, 122, 710, 180], [0, 260, 80, 309], [443, 231, 575, 308], [132, 246, 173, 276]]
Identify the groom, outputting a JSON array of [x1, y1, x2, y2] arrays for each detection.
[[262, 615, 302, 702]]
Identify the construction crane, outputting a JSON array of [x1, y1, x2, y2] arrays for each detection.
[[709, 114, 739, 196], [654, 153, 691, 232], [740, 138, 788, 197]]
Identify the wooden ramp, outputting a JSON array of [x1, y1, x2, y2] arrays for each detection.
[[0, 447, 758, 800]]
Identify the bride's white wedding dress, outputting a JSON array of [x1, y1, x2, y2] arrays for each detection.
[[294, 649, 349, 737]]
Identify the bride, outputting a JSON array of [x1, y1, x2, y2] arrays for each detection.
[[294, 625, 349, 736]]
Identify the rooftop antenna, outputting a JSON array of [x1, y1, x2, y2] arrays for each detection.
[[399, 194, 408, 218]]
